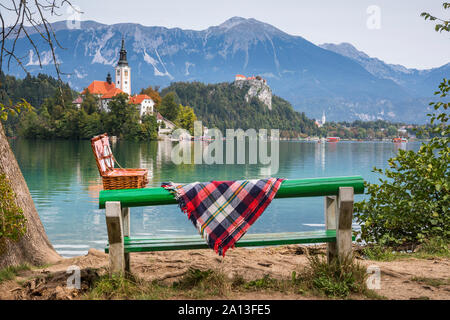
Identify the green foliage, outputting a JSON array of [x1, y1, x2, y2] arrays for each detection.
[[160, 82, 319, 138], [81, 90, 99, 115], [354, 79, 449, 247], [421, 2, 450, 32], [295, 255, 368, 298], [140, 86, 162, 108], [362, 244, 397, 261], [176, 104, 197, 134], [0, 267, 16, 283], [89, 268, 230, 299], [159, 92, 180, 121], [244, 274, 280, 290], [0, 72, 74, 137], [173, 268, 229, 296], [103, 93, 142, 140], [0, 72, 68, 128], [360, 237, 449, 261], [321, 119, 415, 140], [0, 264, 31, 284], [140, 114, 159, 140], [89, 274, 142, 300], [411, 276, 449, 287], [419, 237, 450, 256], [16, 91, 159, 141], [0, 99, 32, 123], [86, 259, 381, 300], [173, 268, 213, 289], [1, 73, 159, 140], [0, 174, 27, 253]]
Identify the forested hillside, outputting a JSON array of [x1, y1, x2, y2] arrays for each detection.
[[0, 72, 74, 136], [0, 72, 73, 108], [161, 82, 319, 138], [0, 73, 157, 140]]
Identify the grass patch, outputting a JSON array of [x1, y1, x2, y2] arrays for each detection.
[[411, 276, 449, 287], [87, 273, 174, 300], [295, 255, 370, 298], [362, 245, 397, 261], [87, 268, 231, 300], [417, 238, 450, 257], [361, 238, 450, 262], [86, 259, 383, 300], [0, 264, 32, 284], [244, 274, 284, 291], [173, 268, 231, 298]]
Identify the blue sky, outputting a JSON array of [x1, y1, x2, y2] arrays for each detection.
[[5, 0, 450, 69]]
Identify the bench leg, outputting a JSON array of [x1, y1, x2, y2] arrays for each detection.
[[336, 187, 354, 261], [122, 207, 130, 273], [106, 201, 125, 275], [324, 196, 337, 263]]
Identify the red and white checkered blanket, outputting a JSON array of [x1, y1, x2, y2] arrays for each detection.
[[162, 178, 284, 256]]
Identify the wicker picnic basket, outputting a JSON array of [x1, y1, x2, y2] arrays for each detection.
[[91, 133, 148, 190]]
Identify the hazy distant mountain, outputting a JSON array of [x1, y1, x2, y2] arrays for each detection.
[[319, 42, 449, 97], [7, 17, 449, 123]]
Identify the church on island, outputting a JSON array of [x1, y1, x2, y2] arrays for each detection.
[[315, 111, 326, 128], [76, 39, 155, 118]]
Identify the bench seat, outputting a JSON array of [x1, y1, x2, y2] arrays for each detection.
[[105, 230, 355, 253]]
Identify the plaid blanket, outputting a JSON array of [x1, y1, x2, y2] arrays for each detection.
[[162, 178, 284, 256]]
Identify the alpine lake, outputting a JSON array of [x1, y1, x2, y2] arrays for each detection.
[[9, 139, 421, 257]]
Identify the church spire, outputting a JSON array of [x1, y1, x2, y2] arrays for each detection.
[[117, 37, 128, 66], [115, 36, 131, 95]]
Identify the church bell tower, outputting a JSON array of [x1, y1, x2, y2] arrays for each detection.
[[115, 38, 131, 95]]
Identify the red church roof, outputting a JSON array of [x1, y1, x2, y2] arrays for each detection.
[[82, 81, 116, 95], [101, 87, 125, 99]]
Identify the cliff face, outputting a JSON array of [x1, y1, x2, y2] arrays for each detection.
[[161, 81, 318, 137], [234, 79, 273, 110]]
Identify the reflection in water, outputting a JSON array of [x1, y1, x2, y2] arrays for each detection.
[[9, 139, 421, 257], [393, 142, 407, 152], [314, 142, 326, 171]]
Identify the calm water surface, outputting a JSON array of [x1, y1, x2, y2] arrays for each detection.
[[9, 139, 420, 257]]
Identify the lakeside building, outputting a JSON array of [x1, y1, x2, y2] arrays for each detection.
[[315, 111, 326, 128], [129, 94, 155, 118], [76, 39, 156, 118]]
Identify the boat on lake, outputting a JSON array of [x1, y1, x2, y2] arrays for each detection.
[[327, 137, 341, 142], [393, 137, 408, 143]]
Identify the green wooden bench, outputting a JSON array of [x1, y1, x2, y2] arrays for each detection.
[[99, 176, 364, 274]]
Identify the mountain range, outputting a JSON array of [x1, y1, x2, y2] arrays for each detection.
[[8, 17, 449, 123]]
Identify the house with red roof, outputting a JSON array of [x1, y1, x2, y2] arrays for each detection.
[[72, 96, 83, 109], [129, 94, 155, 117]]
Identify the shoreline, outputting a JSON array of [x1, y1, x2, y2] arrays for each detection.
[[1, 244, 448, 300]]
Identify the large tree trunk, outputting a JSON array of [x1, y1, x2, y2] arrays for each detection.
[[0, 122, 61, 268]]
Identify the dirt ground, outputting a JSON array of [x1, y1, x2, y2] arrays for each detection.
[[0, 245, 449, 300]]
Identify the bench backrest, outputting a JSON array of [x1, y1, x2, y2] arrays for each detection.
[[99, 176, 364, 209]]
